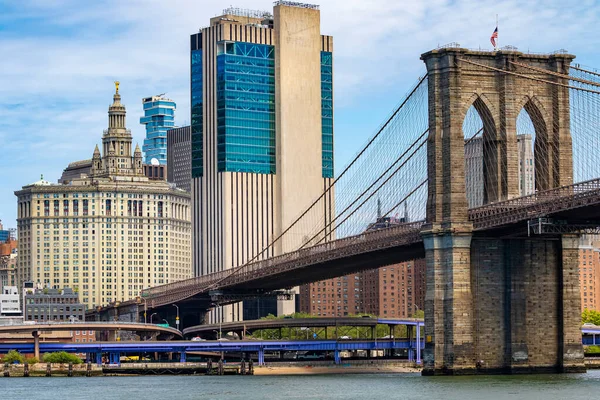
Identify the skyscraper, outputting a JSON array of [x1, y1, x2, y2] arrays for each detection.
[[191, 2, 334, 322], [141, 95, 176, 165], [167, 126, 192, 192]]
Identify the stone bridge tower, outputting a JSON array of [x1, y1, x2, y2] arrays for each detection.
[[420, 47, 583, 374]]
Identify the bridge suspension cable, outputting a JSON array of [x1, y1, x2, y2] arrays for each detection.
[[205, 74, 430, 288], [457, 57, 600, 207]]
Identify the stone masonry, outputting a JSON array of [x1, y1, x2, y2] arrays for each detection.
[[420, 47, 584, 374]]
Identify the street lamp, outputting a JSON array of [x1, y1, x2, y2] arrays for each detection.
[[150, 313, 158, 324], [173, 304, 180, 331], [162, 319, 169, 326]]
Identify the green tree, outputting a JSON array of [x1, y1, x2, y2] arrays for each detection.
[[25, 356, 39, 365], [42, 352, 82, 364], [585, 345, 600, 355], [582, 309, 600, 325], [2, 350, 25, 364]]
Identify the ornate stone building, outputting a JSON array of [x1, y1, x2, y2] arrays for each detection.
[[15, 84, 192, 309]]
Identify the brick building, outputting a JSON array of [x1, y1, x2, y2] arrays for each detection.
[[299, 274, 361, 317], [361, 259, 425, 318], [580, 235, 600, 312], [299, 212, 426, 318]]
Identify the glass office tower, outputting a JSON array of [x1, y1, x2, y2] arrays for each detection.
[[141, 95, 176, 164], [191, 2, 334, 322]]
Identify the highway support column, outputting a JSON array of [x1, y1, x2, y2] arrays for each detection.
[[32, 331, 40, 360]]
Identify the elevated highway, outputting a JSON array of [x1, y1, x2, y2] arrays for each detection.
[[0, 322, 182, 359], [184, 317, 423, 339]]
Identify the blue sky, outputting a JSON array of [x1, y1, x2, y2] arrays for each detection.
[[1, 0, 600, 229]]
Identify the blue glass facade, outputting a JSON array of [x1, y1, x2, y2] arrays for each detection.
[[321, 51, 333, 178], [190, 36, 332, 178], [140, 97, 176, 165], [217, 42, 276, 174], [0, 230, 9, 243], [191, 49, 204, 178]]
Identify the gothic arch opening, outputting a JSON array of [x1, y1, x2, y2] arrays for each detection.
[[463, 97, 499, 208], [517, 99, 550, 191], [516, 107, 537, 195]]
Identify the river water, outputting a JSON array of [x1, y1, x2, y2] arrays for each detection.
[[3, 370, 600, 399]]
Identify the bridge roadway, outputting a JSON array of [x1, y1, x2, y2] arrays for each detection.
[[138, 178, 600, 309], [0, 338, 424, 366], [183, 317, 424, 339]]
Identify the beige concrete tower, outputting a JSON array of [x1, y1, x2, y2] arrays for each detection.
[[191, 2, 334, 322]]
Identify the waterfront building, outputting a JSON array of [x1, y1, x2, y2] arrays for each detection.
[[24, 287, 84, 322], [15, 84, 192, 309], [140, 95, 176, 165], [465, 134, 535, 208], [191, 2, 334, 322], [0, 286, 21, 317], [167, 126, 191, 192]]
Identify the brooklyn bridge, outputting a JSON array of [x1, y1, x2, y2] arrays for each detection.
[[93, 46, 600, 374]]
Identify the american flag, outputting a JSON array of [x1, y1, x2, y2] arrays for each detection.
[[490, 27, 498, 47]]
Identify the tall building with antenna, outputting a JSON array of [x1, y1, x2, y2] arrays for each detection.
[[191, 2, 334, 322], [15, 84, 191, 309]]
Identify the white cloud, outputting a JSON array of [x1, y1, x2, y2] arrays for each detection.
[[1, 0, 599, 226]]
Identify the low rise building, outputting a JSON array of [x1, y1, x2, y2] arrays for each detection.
[[0, 286, 21, 317], [24, 287, 85, 322]]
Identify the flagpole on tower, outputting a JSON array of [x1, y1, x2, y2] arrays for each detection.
[[496, 14, 499, 49]]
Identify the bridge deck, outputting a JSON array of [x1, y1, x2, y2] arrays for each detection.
[[137, 178, 600, 308]]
